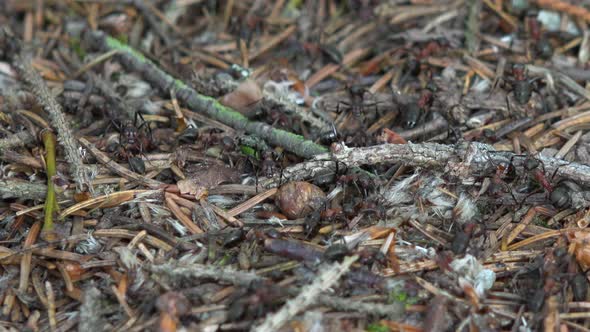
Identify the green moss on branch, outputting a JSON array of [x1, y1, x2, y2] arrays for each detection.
[[85, 30, 328, 158]]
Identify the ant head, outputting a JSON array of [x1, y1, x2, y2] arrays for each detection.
[[405, 57, 421, 76], [551, 185, 571, 209], [261, 149, 275, 159], [525, 9, 539, 18], [525, 158, 540, 171], [348, 84, 365, 96], [425, 81, 438, 93], [511, 63, 527, 79]]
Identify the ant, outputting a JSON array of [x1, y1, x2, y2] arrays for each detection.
[[525, 11, 553, 60], [303, 200, 347, 239], [249, 149, 285, 191], [400, 83, 437, 129], [105, 112, 152, 173], [318, 123, 340, 145], [492, 153, 556, 207], [336, 84, 379, 119], [337, 169, 376, 198], [110, 112, 152, 160], [550, 180, 582, 209], [522, 157, 553, 193], [260, 149, 283, 179], [505, 63, 542, 106]]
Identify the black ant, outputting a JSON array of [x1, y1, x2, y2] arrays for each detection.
[[522, 157, 554, 194], [336, 84, 379, 119], [105, 112, 152, 173], [550, 180, 582, 209], [488, 152, 557, 207], [318, 123, 340, 145], [303, 199, 347, 239], [526, 11, 553, 60], [400, 83, 437, 129], [337, 169, 376, 198], [110, 112, 152, 160], [260, 149, 282, 179], [249, 149, 285, 191], [505, 63, 542, 106]]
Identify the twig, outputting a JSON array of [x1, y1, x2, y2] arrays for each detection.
[[18, 221, 41, 303], [147, 262, 263, 286], [82, 29, 328, 159], [0, 179, 65, 200], [534, 0, 590, 23], [527, 65, 590, 101], [262, 142, 590, 189], [465, 0, 482, 55], [252, 255, 359, 332], [147, 260, 403, 318], [45, 281, 56, 332], [78, 137, 164, 188], [71, 49, 119, 78], [41, 130, 57, 236], [317, 296, 404, 319], [13, 53, 92, 192]]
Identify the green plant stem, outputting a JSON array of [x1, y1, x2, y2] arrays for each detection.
[[83, 30, 328, 159], [42, 130, 57, 233]]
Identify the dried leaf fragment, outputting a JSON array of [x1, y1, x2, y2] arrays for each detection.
[[220, 78, 262, 115]]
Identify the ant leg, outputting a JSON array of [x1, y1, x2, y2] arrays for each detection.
[[255, 165, 260, 194], [102, 120, 116, 142], [136, 112, 153, 139], [516, 188, 542, 210], [549, 166, 561, 183]]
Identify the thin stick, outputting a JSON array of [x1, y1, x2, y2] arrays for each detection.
[[41, 130, 57, 236], [72, 49, 119, 78], [13, 52, 91, 191], [227, 188, 278, 217], [18, 221, 41, 302], [83, 30, 328, 159], [252, 255, 359, 332], [45, 281, 56, 332], [165, 193, 203, 234], [78, 137, 164, 188]]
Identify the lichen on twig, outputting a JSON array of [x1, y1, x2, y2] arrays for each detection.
[[13, 52, 92, 192], [253, 255, 359, 332], [82, 29, 328, 159], [262, 141, 590, 189]]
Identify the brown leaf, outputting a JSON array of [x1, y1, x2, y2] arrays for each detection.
[[377, 128, 407, 144], [220, 79, 262, 115], [176, 179, 207, 199], [179, 163, 240, 195]]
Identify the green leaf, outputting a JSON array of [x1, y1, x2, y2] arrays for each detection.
[[240, 145, 259, 159], [69, 38, 86, 59], [366, 323, 389, 332]]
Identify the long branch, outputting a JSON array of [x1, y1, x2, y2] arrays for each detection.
[[82, 30, 328, 159], [262, 141, 590, 188]]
